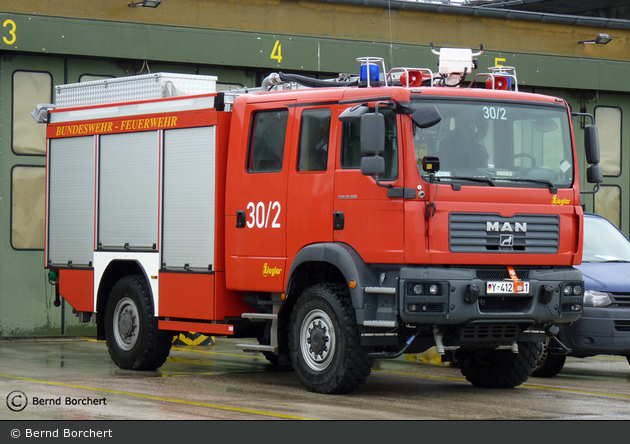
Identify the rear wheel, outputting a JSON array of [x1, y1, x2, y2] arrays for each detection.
[[532, 339, 566, 378], [104, 275, 172, 370], [456, 341, 541, 388], [289, 283, 373, 394]]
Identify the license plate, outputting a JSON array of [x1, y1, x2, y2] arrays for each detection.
[[486, 281, 530, 294]]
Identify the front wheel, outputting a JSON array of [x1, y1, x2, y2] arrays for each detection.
[[456, 341, 541, 388], [289, 283, 373, 394], [532, 339, 566, 378], [104, 275, 172, 370]]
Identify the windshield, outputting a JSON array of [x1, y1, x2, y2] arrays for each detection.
[[412, 99, 574, 189], [583, 216, 630, 263]]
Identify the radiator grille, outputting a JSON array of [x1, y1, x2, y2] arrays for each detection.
[[476, 268, 528, 281], [610, 293, 630, 308], [450, 213, 560, 253], [460, 324, 520, 342], [614, 320, 630, 332], [478, 297, 532, 313]]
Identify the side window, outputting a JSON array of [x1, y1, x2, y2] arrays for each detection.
[[595, 106, 621, 177], [80, 74, 114, 82], [297, 108, 331, 172], [11, 165, 45, 250], [247, 109, 289, 173], [341, 107, 398, 180], [595, 185, 621, 229], [12, 71, 52, 155]]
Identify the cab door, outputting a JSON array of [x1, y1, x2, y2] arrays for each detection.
[[333, 104, 406, 264], [225, 98, 296, 291], [286, 104, 336, 260]]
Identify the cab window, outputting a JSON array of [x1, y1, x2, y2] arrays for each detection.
[[341, 107, 398, 180], [297, 108, 331, 172], [247, 109, 288, 173]]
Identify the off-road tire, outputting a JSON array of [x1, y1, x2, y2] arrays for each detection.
[[289, 283, 373, 394], [104, 274, 172, 370], [532, 339, 566, 378], [456, 341, 542, 388]]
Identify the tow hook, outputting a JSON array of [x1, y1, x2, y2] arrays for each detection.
[[544, 325, 572, 355]]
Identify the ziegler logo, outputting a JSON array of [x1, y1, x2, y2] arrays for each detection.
[[486, 222, 527, 233], [551, 195, 571, 206], [263, 263, 282, 277]]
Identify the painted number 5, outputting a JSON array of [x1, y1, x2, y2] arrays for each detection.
[[246, 201, 281, 229]]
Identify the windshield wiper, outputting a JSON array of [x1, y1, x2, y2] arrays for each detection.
[[492, 177, 558, 193], [435, 176, 496, 186]]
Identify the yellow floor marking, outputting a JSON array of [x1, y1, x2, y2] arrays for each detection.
[[374, 368, 630, 398], [520, 382, 630, 399], [0, 373, 314, 420], [79, 338, 630, 399], [373, 368, 468, 382]]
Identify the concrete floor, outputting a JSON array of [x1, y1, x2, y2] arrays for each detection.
[[1, 337, 629, 421]]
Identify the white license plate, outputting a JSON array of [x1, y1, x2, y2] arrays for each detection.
[[486, 281, 530, 294]]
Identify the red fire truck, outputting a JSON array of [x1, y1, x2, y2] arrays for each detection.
[[34, 44, 602, 394]]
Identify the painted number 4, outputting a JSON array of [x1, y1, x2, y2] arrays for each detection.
[[271, 40, 282, 64]]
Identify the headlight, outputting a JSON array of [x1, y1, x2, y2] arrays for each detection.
[[583, 290, 612, 307]]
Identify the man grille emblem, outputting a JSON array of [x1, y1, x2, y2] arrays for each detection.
[[500, 234, 514, 247]]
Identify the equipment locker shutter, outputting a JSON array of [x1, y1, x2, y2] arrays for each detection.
[[99, 131, 159, 250], [48, 136, 95, 266], [162, 126, 215, 270]]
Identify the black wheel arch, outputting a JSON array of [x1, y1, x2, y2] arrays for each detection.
[[96, 260, 150, 340], [285, 243, 378, 311]]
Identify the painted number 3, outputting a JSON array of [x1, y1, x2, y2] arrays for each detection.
[[246, 201, 281, 229], [3, 19, 16, 45]]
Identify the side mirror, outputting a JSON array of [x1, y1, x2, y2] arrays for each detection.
[[411, 106, 441, 129], [360, 112, 385, 155], [361, 155, 385, 176], [584, 125, 600, 165], [587, 164, 603, 185], [339, 104, 369, 123]]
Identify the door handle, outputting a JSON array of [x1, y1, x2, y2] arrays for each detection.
[[333, 211, 344, 230], [236, 210, 246, 228]]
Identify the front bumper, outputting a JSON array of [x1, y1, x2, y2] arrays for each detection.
[[397, 266, 583, 326], [559, 306, 630, 357]]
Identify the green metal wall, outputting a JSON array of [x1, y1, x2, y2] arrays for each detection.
[[1, 2, 629, 336]]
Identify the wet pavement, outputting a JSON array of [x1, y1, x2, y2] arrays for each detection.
[[1, 337, 629, 420]]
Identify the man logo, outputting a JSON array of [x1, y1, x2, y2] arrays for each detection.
[[487, 221, 527, 233], [500, 234, 514, 247]]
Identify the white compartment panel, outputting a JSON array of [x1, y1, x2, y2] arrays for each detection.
[[99, 131, 159, 250], [162, 126, 216, 270], [48, 136, 95, 266]]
